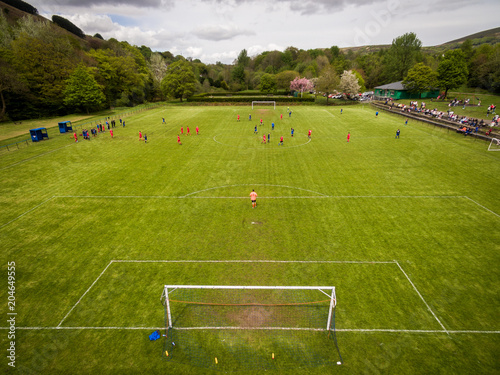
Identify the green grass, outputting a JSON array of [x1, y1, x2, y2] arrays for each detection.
[[0, 104, 499, 374]]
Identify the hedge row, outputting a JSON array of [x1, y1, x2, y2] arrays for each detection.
[[186, 97, 315, 104], [2, 0, 38, 15], [52, 15, 85, 38]]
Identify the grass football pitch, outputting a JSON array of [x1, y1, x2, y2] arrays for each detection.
[[0, 104, 499, 374]]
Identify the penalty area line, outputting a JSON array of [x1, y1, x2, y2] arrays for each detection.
[[57, 260, 114, 328], [463, 196, 500, 218], [395, 260, 448, 335], [0, 196, 55, 230]]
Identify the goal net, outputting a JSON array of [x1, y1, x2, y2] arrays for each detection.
[[488, 138, 500, 151], [252, 101, 276, 109], [160, 285, 342, 369]]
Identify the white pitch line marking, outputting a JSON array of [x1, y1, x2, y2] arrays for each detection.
[[395, 260, 449, 334], [182, 183, 329, 198], [0, 144, 73, 171], [111, 259, 397, 264], [57, 260, 114, 327], [0, 196, 55, 230], [52, 194, 465, 199], [463, 196, 500, 218], [1, 327, 498, 334]]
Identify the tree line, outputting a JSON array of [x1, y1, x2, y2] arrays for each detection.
[[0, 6, 499, 121]]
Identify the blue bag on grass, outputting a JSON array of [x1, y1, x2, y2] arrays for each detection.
[[149, 330, 160, 341]]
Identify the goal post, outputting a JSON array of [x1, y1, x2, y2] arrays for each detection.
[[488, 138, 500, 151], [161, 284, 336, 331], [252, 101, 276, 109], [160, 284, 343, 367]]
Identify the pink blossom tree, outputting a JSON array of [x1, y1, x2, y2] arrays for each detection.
[[290, 77, 313, 97]]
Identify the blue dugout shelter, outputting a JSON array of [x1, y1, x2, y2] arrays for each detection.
[[58, 121, 72, 133], [30, 128, 49, 142]]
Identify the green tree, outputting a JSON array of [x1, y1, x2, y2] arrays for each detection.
[[384, 32, 422, 82], [236, 49, 250, 67], [161, 59, 197, 101], [437, 50, 468, 98], [231, 64, 245, 85], [63, 64, 105, 113], [403, 63, 437, 98], [11, 28, 78, 114], [88, 47, 145, 106], [316, 65, 339, 104], [352, 70, 366, 92], [259, 73, 276, 93], [0, 52, 28, 120], [275, 70, 299, 90]]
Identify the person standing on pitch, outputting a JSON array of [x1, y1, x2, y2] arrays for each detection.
[[250, 189, 257, 208], [347, 132, 350, 142], [395, 129, 400, 139], [308, 129, 312, 139]]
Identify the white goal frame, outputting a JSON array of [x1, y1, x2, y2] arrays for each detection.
[[488, 138, 500, 151], [161, 284, 336, 331], [252, 101, 276, 109]]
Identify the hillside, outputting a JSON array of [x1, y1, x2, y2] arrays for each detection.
[[1, 0, 499, 60], [442, 26, 500, 45]]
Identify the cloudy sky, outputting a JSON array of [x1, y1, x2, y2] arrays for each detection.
[[28, 0, 499, 64]]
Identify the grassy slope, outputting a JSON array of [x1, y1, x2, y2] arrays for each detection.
[[0, 105, 499, 374]]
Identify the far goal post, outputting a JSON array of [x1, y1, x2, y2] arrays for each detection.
[[488, 138, 500, 151], [252, 101, 276, 109]]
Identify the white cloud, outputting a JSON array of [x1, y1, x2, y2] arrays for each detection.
[[29, 0, 500, 64], [193, 24, 253, 41]]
